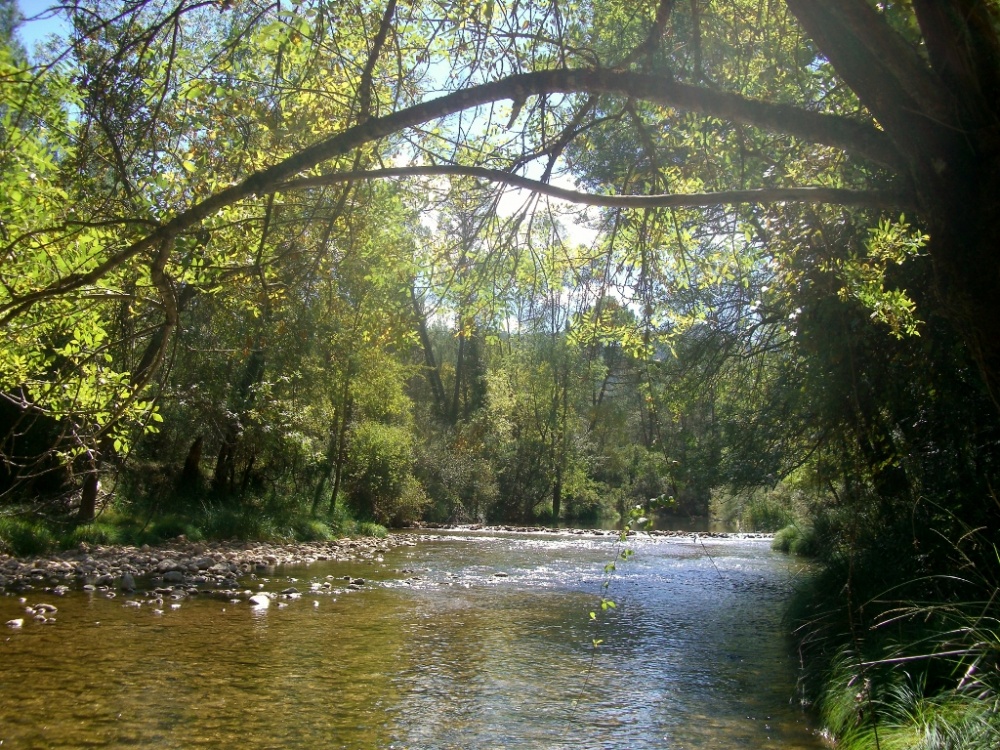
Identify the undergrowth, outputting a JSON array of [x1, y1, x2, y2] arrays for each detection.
[[0, 492, 388, 556]]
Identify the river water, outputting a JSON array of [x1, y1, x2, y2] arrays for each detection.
[[0, 531, 823, 749]]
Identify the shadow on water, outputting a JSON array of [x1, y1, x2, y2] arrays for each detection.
[[0, 533, 821, 749]]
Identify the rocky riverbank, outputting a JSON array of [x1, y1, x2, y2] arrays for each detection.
[[0, 534, 419, 597], [0, 525, 771, 601], [410, 522, 773, 540]]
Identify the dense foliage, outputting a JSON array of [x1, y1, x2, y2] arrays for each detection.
[[2, 1, 1000, 746]]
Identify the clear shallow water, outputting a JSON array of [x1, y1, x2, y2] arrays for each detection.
[[0, 532, 823, 749]]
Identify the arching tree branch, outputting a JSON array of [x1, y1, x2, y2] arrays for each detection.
[[279, 165, 913, 210], [0, 68, 903, 324]]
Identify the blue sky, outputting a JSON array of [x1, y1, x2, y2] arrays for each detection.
[[14, 0, 69, 54]]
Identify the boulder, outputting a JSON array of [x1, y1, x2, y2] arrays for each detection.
[[156, 559, 181, 574], [248, 593, 270, 608]]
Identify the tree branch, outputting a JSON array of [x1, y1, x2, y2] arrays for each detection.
[[614, 0, 676, 71], [357, 0, 397, 124], [784, 0, 952, 153], [278, 165, 912, 210]]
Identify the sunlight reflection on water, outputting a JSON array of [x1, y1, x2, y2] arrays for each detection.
[[0, 533, 821, 749]]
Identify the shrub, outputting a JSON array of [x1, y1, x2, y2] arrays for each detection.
[[198, 505, 280, 541], [346, 421, 429, 525], [741, 493, 795, 531]]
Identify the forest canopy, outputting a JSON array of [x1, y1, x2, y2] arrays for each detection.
[[0, 0, 997, 524]]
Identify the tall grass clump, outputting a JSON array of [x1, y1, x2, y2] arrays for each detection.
[[355, 521, 388, 538], [772, 523, 820, 556], [711, 478, 816, 532], [0, 516, 57, 556], [64, 521, 124, 547], [790, 520, 1000, 750]]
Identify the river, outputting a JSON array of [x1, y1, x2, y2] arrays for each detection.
[[0, 530, 823, 749]]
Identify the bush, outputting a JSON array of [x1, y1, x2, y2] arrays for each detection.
[[711, 481, 810, 532], [346, 421, 428, 525], [772, 524, 799, 553], [199, 506, 281, 541]]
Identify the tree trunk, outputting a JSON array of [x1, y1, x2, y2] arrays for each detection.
[[786, 0, 1000, 410], [311, 422, 339, 516], [552, 469, 562, 524], [450, 331, 466, 424], [178, 435, 203, 490], [77, 468, 99, 523], [413, 289, 448, 416], [329, 396, 353, 514]]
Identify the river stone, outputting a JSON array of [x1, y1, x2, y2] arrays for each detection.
[[156, 559, 181, 573], [163, 571, 186, 583], [248, 593, 270, 608], [6, 618, 23, 628], [194, 557, 214, 570], [119, 573, 136, 592]]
